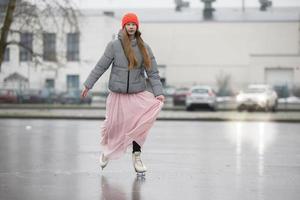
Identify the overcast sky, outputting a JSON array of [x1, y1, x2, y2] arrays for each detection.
[[71, 0, 300, 9]]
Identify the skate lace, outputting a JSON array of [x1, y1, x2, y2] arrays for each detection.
[[136, 155, 143, 166]]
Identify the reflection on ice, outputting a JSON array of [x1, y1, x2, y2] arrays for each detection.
[[100, 175, 145, 200], [228, 122, 278, 176], [235, 122, 242, 174], [258, 122, 265, 176], [101, 176, 127, 200]]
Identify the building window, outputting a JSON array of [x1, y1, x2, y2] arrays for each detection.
[[0, 0, 8, 14], [66, 75, 79, 91], [43, 33, 56, 61], [20, 32, 33, 61], [45, 79, 55, 89], [67, 33, 79, 61], [3, 47, 9, 62]]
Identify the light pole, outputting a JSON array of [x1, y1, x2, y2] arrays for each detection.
[[201, 0, 216, 20], [259, 0, 272, 11], [174, 0, 190, 12]]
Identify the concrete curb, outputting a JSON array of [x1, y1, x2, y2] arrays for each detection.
[[0, 104, 183, 111], [1, 113, 300, 123], [1, 103, 300, 111]]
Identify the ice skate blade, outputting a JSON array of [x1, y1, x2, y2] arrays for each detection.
[[100, 163, 106, 170], [100, 154, 108, 170], [100, 162, 108, 170], [136, 172, 146, 177]]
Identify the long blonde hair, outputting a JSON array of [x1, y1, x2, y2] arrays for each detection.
[[121, 29, 151, 70]]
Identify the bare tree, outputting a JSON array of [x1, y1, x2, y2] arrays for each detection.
[[0, 0, 16, 71], [216, 71, 233, 97], [0, 0, 80, 72]]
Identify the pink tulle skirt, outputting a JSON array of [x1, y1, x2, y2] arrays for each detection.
[[100, 90, 164, 160]]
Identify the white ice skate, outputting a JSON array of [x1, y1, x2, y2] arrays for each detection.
[[100, 153, 109, 170], [132, 152, 147, 176]]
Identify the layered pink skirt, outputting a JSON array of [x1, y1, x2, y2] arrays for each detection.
[[100, 90, 164, 159]]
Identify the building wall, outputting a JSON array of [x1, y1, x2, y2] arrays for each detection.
[[141, 22, 300, 89], [1, 11, 299, 93], [0, 13, 119, 92]]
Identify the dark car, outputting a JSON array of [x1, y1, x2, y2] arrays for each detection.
[[58, 90, 92, 105], [163, 85, 176, 98], [0, 89, 19, 103], [18, 89, 44, 103], [172, 87, 189, 106], [39, 88, 60, 104]]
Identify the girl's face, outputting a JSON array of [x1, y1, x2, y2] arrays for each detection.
[[125, 22, 137, 36]]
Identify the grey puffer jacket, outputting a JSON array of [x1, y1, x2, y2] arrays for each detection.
[[83, 30, 164, 97]]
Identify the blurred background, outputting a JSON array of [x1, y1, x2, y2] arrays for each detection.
[[0, 0, 300, 112], [1, 2, 300, 200]]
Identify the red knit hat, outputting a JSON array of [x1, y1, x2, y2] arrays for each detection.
[[122, 13, 139, 29]]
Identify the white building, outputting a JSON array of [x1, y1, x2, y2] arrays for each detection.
[[1, 7, 299, 94]]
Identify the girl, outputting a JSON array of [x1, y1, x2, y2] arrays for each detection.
[[81, 13, 165, 175]]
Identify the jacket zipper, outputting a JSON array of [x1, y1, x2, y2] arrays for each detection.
[[126, 70, 130, 93]]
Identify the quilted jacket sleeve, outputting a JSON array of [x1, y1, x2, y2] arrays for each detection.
[[145, 45, 164, 97], [83, 41, 114, 89]]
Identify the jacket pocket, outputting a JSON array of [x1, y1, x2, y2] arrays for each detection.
[[130, 69, 144, 84], [108, 66, 127, 92], [127, 69, 146, 93], [110, 66, 127, 83]]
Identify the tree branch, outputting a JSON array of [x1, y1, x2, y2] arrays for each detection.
[[1, 0, 80, 74], [6, 40, 43, 58], [0, 0, 17, 72]]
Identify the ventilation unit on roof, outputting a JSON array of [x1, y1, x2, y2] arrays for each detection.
[[174, 0, 190, 12], [201, 0, 216, 20], [259, 0, 272, 11], [103, 11, 115, 17]]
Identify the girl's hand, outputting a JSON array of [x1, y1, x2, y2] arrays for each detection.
[[156, 95, 165, 102], [81, 87, 89, 98]]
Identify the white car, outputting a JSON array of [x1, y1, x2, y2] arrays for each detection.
[[236, 84, 278, 112], [185, 86, 217, 111]]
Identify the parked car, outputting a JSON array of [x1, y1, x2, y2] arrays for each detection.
[[58, 90, 92, 105], [236, 84, 278, 112], [39, 88, 60, 104], [163, 85, 176, 98], [172, 87, 189, 106], [0, 89, 19, 103], [18, 89, 44, 103], [185, 85, 217, 111]]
